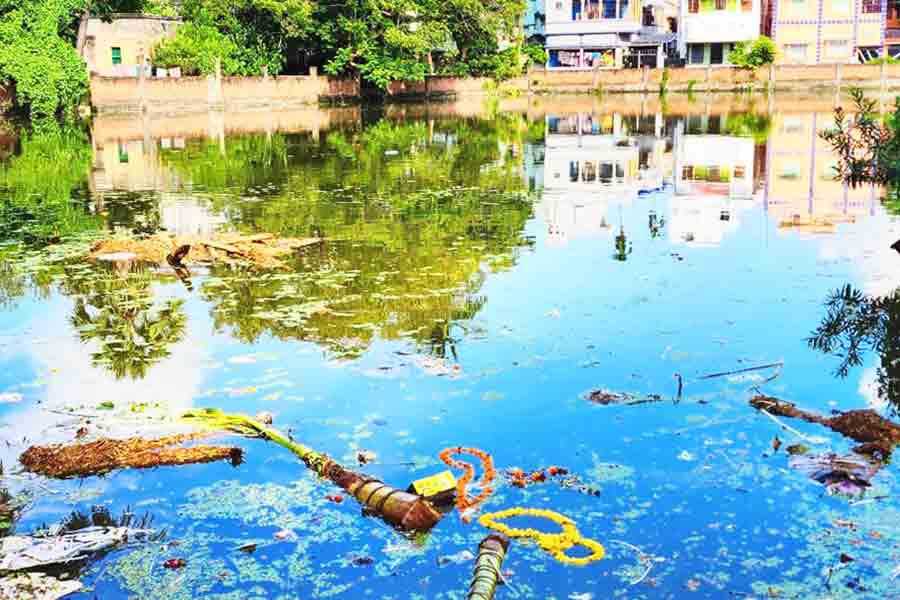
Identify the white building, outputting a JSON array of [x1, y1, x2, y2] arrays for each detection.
[[677, 0, 760, 66], [539, 113, 671, 245], [672, 118, 756, 198], [545, 0, 678, 69]]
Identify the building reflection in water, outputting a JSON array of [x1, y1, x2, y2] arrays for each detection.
[[763, 112, 879, 235], [538, 112, 671, 247], [88, 105, 883, 250]]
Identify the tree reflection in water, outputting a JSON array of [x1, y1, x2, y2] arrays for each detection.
[[808, 284, 900, 415], [64, 262, 186, 380]]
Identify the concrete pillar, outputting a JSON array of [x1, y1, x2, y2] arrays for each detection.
[[137, 52, 146, 113], [656, 44, 664, 69], [834, 62, 841, 107], [208, 57, 224, 107], [310, 65, 318, 77]]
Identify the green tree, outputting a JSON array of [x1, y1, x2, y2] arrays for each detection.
[[820, 88, 900, 192], [64, 265, 187, 380], [0, 123, 98, 244], [809, 284, 900, 416], [158, 116, 535, 358], [152, 22, 242, 75], [172, 0, 316, 75], [727, 36, 777, 69], [319, 0, 453, 88]]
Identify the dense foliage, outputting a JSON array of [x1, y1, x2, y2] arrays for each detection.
[[0, 122, 97, 244], [153, 0, 530, 87], [809, 284, 900, 416], [159, 116, 535, 358], [0, 0, 89, 119], [727, 36, 777, 69], [821, 88, 900, 194]]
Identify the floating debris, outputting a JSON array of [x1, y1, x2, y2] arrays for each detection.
[[439, 447, 496, 521], [163, 558, 186, 569], [506, 466, 600, 497], [183, 409, 442, 531], [19, 433, 243, 478], [479, 508, 605, 566], [750, 395, 900, 458], [0, 572, 82, 600], [585, 389, 663, 406], [88, 233, 323, 269], [438, 549, 475, 566], [466, 534, 510, 600], [0, 526, 152, 571], [357, 450, 377, 465], [789, 452, 879, 497], [0, 393, 23, 404]]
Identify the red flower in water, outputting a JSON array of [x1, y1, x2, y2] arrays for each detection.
[[164, 558, 186, 569], [327, 494, 344, 504], [528, 470, 547, 483]]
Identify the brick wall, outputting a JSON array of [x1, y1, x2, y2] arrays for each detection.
[[91, 74, 360, 113], [90, 64, 900, 114]]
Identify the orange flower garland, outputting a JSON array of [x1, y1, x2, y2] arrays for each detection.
[[439, 446, 496, 522]]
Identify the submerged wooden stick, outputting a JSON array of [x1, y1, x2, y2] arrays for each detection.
[[466, 534, 510, 600], [182, 409, 442, 532]]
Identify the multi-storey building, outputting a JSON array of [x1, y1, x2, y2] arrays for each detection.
[[768, 0, 884, 63], [678, 0, 761, 65], [525, 0, 548, 44], [764, 112, 878, 232], [545, 0, 678, 69]]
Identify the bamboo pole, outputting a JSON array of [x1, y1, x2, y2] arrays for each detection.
[[182, 409, 442, 531], [466, 534, 510, 600]]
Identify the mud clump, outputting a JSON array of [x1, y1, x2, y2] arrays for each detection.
[[750, 395, 900, 459], [20, 433, 243, 478]]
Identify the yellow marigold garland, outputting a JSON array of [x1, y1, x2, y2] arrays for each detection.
[[478, 507, 605, 566]]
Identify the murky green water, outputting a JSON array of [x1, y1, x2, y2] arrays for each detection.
[[1, 98, 900, 599]]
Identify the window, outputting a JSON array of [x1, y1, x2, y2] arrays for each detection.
[[583, 161, 598, 182], [863, 0, 881, 12], [782, 117, 805, 134], [569, 161, 579, 182], [710, 43, 724, 64], [555, 0, 563, 8], [741, 0, 752, 10], [111, 47, 122, 65], [690, 44, 706, 64], [779, 165, 801, 179], [825, 39, 850, 58], [689, 0, 699, 12], [682, 165, 694, 180], [734, 165, 746, 179], [831, 0, 850, 12], [117, 142, 129, 164], [784, 43, 808, 62], [602, 0, 616, 18], [716, 0, 726, 9]]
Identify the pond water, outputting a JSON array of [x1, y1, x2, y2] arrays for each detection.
[[1, 95, 900, 599]]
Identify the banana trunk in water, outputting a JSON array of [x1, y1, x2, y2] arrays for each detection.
[[182, 409, 442, 531], [467, 534, 510, 600]]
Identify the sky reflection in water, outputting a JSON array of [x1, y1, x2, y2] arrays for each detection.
[[1, 97, 900, 599]]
